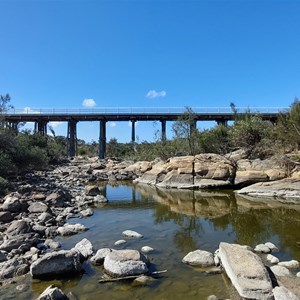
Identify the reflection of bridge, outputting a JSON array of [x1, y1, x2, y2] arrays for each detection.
[[3, 107, 286, 158]]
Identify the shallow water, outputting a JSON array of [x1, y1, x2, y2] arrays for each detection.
[[2, 182, 300, 300]]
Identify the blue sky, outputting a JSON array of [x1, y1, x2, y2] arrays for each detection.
[[1, 0, 300, 142]]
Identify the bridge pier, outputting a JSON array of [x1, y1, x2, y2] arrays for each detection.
[[99, 120, 106, 159], [216, 119, 228, 126], [161, 120, 166, 143], [189, 120, 197, 134], [67, 120, 78, 157], [34, 121, 48, 135], [131, 120, 136, 144]]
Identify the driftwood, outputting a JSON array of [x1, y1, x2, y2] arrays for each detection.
[[98, 270, 167, 283]]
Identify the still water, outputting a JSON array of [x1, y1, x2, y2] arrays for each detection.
[[3, 183, 300, 300]]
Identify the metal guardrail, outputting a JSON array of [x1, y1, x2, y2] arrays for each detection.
[[5, 107, 289, 115]]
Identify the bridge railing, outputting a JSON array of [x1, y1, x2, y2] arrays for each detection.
[[4, 107, 288, 115]]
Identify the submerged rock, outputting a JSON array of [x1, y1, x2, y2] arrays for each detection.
[[37, 285, 69, 300], [122, 230, 143, 238]]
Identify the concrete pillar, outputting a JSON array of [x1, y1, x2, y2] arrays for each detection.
[[67, 120, 77, 157], [161, 120, 166, 143], [216, 119, 228, 126], [34, 121, 47, 135], [99, 120, 106, 159], [189, 119, 197, 134], [131, 120, 136, 145]]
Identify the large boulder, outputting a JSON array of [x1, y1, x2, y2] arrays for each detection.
[[104, 249, 149, 278], [219, 242, 273, 300], [1, 196, 21, 213], [30, 250, 83, 279]]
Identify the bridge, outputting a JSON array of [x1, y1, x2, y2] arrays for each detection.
[[2, 107, 287, 158]]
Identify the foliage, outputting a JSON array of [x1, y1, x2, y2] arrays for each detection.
[[171, 107, 199, 155], [0, 176, 10, 195]]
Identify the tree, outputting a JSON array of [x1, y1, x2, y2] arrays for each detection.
[[172, 107, 199, 156], [0, 93, 13, 112]]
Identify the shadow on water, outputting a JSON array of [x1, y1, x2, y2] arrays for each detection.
[[3, 182, 300, 300]]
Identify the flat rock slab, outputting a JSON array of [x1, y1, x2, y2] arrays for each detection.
[[104, 249, 149, 278], [219, 242, 273, 300], [237, 179, 300, 200]]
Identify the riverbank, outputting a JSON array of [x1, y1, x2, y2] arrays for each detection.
[[0, 153, 300, 299]]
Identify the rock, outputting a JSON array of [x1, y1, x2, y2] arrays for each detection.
[[80, 208, 93, 217], [266, 254, 280, 264], [0, 250, 7, 262], [104, 249, 149, 278], [296, 272, 300, 278], [28, 202, 49, 213], [46, 191, 71, 208], [30, 250, 83, 279], [6, 220, 32, 236], [265, 242, 279, 253], [270, 265, 290, 277], [237, 179, 300, 200], [207, 295, 218, 300], [234, 170, 269, 187], [273, 286, 300, 300], [254, 243, 271, 254], [37, 285, 69, 300], [141, 246, 154, 253], [84, 185, 100, 196], [182, 250, 215, 267], [278, 260, 299, 269], [0, 211, 13, 223], [31, 193, 46, 201], [38, 212, 54, 224], [219, 242, 273, 300], [132, 275, 156, 286], [90, 248, 113, 265], [93, 194, 108, 203], [1, 196, 21, 213], [122, 230, 143, 238], [0, 257, 29, 279], [57, 223, 88, 236], [114, 240, 126, 246], [44, 239, 61, 250], [72, 238, 93, 260], [0, 233, 39, 252]]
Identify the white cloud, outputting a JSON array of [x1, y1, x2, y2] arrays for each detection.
[[146, 90, 167, 99], [109, 122, 117, 128], [49, 121, 63, 128], [82, 98, 96, 107], [23, 107, 40, 114]]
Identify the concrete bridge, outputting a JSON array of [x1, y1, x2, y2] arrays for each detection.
[[2, 107, 286, 158]]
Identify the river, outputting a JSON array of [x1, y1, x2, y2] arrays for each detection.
[[2, 182, 300, 300]]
